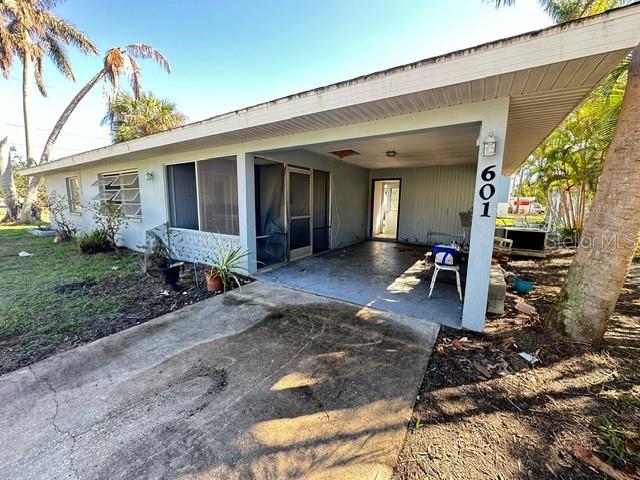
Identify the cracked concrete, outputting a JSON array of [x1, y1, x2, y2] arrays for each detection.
[[27, 365, 80, 479], [0, 282, 438, 480]]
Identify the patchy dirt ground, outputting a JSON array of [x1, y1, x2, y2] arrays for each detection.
[[394, 251, 640, 480], [0, 226, 252, 374]]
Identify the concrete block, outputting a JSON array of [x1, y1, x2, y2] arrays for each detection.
[[488, 265, 506, 300], [487, 297, 505, 315]]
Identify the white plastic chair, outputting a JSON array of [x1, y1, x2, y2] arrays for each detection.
[[428, 251, 463, 302]]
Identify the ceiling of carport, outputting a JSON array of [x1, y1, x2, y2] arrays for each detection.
[[303, 123, 481, 169]]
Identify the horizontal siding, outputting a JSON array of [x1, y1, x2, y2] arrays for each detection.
[[371, 164, 475, 244]]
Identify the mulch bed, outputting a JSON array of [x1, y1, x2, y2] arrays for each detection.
[[394, 250, 640, 479]]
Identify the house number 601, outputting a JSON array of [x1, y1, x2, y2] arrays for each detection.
[[479, 165, 496, 217]]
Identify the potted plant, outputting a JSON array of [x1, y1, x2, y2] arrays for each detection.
[[203, 238, 249, 292], [150, 243, 182, 290]]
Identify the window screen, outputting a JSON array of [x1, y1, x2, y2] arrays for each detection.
[[197, 157, 239, 235], [93, 170, 142, 218], [65, 176, 81, 213], [167, 162, 198, 230]]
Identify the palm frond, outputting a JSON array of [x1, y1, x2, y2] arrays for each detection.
[[103, 91, 187, 143], [103, 47, 124, 96], [126, 55, 143, 99], [41, 31, 74, 80], [40, 10, 98, 55], [489, 0, 517, 7], [125, 44, 171, 73], [33, 54, 47, 96], [0, 22, 15, 77]]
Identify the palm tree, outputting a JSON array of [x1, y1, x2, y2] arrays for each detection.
[[102, 92, 187, 143], [494, 0, 639, 343], [39, 44, 171, 164], [16, 44, 170, 223], [1, 0, 98, 222]]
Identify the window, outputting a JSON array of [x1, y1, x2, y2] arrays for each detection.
[[197, 157, 239, 235], [166, 163, 198, 230], [390, 187, 400, 211], [93, 170, 142, 218], [65, 176, 81, 213]]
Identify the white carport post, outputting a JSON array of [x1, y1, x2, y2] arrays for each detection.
[[462, 98, 509, 332], [237, 152, 257, 274]]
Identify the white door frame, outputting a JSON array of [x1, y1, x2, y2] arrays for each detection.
[[286, 166, 313, 261]]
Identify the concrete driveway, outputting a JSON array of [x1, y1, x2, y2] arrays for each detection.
[[0, 282, 438, 480]]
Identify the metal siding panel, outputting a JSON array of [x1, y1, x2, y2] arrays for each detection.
[[371, 164, 475, 244]]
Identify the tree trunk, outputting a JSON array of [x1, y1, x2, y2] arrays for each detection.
[[17, 70, 107, 224], [22, 50, 35, 168], [39, 70, 106, 165], [551, 45, 640, 343], [18, 50, 38, 223], [0, 137, 20, 222]]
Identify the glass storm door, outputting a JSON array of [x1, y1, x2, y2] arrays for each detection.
[[287, 167, 313, 260]]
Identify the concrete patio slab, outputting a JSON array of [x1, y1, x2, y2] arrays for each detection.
[[258, 241, 463, 328], [0, 282, 438, 480]]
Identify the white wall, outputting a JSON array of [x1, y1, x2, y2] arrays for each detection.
[[45, 157, 168, 250], [370, 164, 475, 244], [258, 149, 370, 249]]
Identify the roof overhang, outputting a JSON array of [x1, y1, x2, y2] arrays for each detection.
[[23, 3, 640, 177]]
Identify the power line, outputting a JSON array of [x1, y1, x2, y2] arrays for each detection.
[[5, 122, 109, 140], [7, 76, 56, 89], [8, 141, 101, 153]]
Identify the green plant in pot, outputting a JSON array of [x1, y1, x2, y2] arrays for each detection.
[[203, 238, 249, 293], [150, 243, 181, 291]]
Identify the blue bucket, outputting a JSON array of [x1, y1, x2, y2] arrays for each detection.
[[513, 277, 535, 295]]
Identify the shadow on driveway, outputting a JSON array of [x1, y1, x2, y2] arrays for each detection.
[[0, 282, 438, 480]]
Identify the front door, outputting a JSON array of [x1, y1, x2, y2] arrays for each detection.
[[371, 179, 400, 240], [287, 167, 313, 260]]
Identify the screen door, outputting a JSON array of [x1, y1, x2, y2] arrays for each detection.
[[287, 167, 312, 260]]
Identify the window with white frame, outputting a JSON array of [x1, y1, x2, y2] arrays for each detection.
[[65, 176, 81, 213], [93, 170, 142, 218], [166, 157, 239, 235]]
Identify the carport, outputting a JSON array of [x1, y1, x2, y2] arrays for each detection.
[[258, 241, 464, 328], [253, 124, 481, 329]]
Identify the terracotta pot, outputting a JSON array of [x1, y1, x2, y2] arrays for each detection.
[[204, 269, 224, 292]]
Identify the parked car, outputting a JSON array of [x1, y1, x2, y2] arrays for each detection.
[[531, 203, 545, 214]]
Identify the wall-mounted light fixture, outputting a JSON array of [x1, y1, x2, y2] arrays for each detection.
[[144, 171, 154, 181], [483, 133, 497, 157]]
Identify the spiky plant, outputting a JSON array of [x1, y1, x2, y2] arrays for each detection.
[[206, 237, 250, 292], [102, 92, 187, 143]]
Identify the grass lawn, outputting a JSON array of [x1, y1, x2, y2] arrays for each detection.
[[496, 213, 546, 227], [0, 225, 228, 374]]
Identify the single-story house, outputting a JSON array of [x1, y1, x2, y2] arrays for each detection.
[[23, 5, 640, 331]]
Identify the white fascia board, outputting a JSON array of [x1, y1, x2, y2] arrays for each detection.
[[27, 100, 508, 176]]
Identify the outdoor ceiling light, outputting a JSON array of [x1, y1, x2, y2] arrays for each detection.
[[144, 171, 154, 181], [386, 150, 397, 158], [483, 133, 497, 157]]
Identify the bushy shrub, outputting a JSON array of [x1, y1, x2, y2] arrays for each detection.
[[47, 192, 77, 241], [77, 229, 113, 254], [91, 202, 128, 247]]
